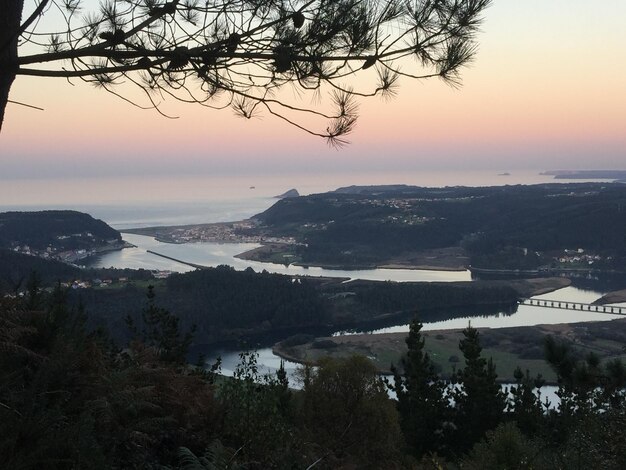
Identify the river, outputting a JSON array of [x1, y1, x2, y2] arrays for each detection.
[[84, 233, 626, 382], [213, 289, 626, 376]]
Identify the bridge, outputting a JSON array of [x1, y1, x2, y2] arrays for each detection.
[[521, 298, 626, 316], [146, 250, 208, 270]]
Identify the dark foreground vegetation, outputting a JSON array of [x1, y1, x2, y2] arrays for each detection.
[[2, 289, 626, 469]]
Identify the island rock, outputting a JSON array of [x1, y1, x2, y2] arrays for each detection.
[[274, 188, 300, 198]]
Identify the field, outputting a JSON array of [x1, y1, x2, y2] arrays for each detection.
[[274, 317, 626, 383]]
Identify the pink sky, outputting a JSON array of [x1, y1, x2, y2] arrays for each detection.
[[2, 0, 625, 178]]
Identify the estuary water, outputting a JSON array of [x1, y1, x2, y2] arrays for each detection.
[[87, 233, 472, 282]]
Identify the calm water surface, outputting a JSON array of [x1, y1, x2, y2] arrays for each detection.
[[213, 281, 626, 381], [368, 286, 626, 334], [87, 233, 473, 282]]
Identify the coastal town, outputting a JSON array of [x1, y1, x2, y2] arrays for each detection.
[[10, 232, 130, 264], [127, 220, 297, 246]]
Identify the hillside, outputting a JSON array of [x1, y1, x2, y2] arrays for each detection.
[[0, 210, 123, 263], [0, 249, 80, 291], [72, 266, 565, 347], [251, 183, 626, 270]]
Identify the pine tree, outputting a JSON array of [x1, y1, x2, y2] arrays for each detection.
[[127, 285, 195, 364], [508, 366, 545, 436], [452, 324, 506, 453], [275, 359, 292, 417], [219, 350, 303, 467], [2, 1, 492, 137], [390, 319, 449, 457]]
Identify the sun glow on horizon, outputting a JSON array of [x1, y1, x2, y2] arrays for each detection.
[[2, 0, 625, 177]]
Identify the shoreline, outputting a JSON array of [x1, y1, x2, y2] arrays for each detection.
[[272, 277, 574, 382], [376, 263, 466, 272], [123, 223, 472, 272], [235, 243, 471, 272], [123, 228, 472, 272], [595, 289, 626, 305], [75, 240, 132, 266], [273, 315, 626, 385], [122, 224, 625, 276]]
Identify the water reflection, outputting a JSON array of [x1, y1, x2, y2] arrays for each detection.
[[210, 283, 626, 382], [368, 286, 626, 334]]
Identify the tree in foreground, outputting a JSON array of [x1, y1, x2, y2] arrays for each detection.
[[299, 356, 403, 468], [389, 318, 449, 458], [126, 284, 196, 364], [452, 324, 506, 453], [0, 287, 219, 469], [541, 334, 626, 468], [217, 349, 298, 467], [461, 422, 541, 470], [507, 366, 545, 436], [2, 0, 491, 142]]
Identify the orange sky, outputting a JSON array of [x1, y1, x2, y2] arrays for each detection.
[[2, 0, 625, 178]]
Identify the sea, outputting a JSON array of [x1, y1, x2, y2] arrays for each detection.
[[0, 169, 591, 229]]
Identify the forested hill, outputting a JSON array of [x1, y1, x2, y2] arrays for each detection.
[[71, 266, 525, 347], [0, 210, 121, 251], [0, 249, 80, 291], [253, 183, 626, 269]]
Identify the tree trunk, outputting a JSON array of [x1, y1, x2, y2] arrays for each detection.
[[0, 0, 24, 131]]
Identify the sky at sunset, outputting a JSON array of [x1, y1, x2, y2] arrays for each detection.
[[2, 0, 625, 180]]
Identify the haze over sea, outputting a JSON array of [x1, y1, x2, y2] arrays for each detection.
[[0, 169, 604, 229]]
